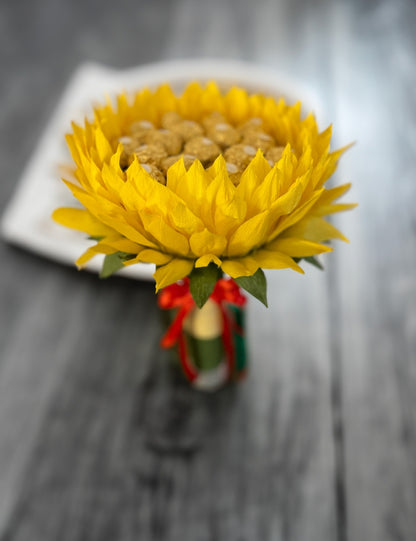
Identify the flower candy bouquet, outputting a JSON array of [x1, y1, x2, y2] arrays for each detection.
[[53, 82, 355, 389]]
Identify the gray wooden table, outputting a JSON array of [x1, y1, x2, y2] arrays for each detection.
[[1, 0, 415, 539]]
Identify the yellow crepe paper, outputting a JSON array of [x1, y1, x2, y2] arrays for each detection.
[[53, 82, 356, 291]]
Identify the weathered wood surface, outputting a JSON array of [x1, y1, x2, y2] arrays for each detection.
[[0, 0, 415, 540]]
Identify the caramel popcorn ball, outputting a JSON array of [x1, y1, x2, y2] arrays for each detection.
[[117, 109, 287, 184], [223, 144, 257, 169], [161, 153, 197, 173], [184, 136, 221, 165]]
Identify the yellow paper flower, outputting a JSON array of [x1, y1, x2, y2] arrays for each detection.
[[53, 82, 355, 294]]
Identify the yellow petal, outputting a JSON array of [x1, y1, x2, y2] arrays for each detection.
[[139, 249, 173, 265], [270, 187, 324, 239], [184, 160, 211, 215], [76, 150, 105, 192], [320, 143, 354, 185], [125, 249, 172, 266], [214, 196, 247, 239], [314, 202, 358, 216], [221, 256, 260, 278], [313, 182, 357, 216], [119, 180, 145, 212], [62, 179, 117, 217], [227, 210, 270, 257], [98, 236, 143, 254], [166, 160, 210, 220], [236, 150, 271, 206], [166, 157, 187, 193], [195, 254, 222, 268], [95, 213, 158, 248], [284, 216, 349, 243], [178, 82, 204, 119], [268, 172, 308, 223], [189, 228, 227, 256], [275, 144, 297, 193], [109, 144, 125, 175], [199, 163, 233, 230], [318, 183, 353, 205], [253, 249, 304, 273], [75, 242, 117, 267], [65, 133, 82, 167], [125, 159, 157, 198], [153, 258, 194, 291], [76, 247, 98, 267], [52, 207, 114, 237], [200, 81, 225, 115], [95, 127, 113, 165], [224, 87, 250, 124], [249, 166, 282, 214], [166, 201, 204, 236], [267, 237, 332, 257], [141, 213, 189, 256], [154, 84, 178, 113], [136, 163, 205, 235], [101, 163, 124, 202]]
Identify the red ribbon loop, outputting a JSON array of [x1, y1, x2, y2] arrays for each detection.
[[158, 278, 246, 382]]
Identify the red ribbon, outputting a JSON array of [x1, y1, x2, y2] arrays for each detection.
[[158, 278, 246, 382]]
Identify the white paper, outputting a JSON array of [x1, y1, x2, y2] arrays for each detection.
[[1, 59, 320, 281]]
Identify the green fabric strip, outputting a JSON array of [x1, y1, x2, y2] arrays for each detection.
[[185, 333, 224, 370]]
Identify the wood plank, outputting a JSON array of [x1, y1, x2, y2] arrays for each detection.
[[1, 271, 338, 541], [330, 1, 416, 539]]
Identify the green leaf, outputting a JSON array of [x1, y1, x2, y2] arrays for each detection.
[[293, 256, 324, 271], [235, 268, 268, 307], [99, 252, 135, 279], [189, 263, 222, 308], [304, 256, 324, 270]]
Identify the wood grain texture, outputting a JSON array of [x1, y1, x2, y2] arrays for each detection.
[[330, 1, 416, 539], [0, 270, 337, 541], [0, 0, 415, 539]]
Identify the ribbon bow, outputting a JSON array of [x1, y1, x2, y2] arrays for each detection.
[[158, 278, 246, 382]]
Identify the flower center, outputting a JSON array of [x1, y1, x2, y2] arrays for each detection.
[[118, 112, 284, 185]]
